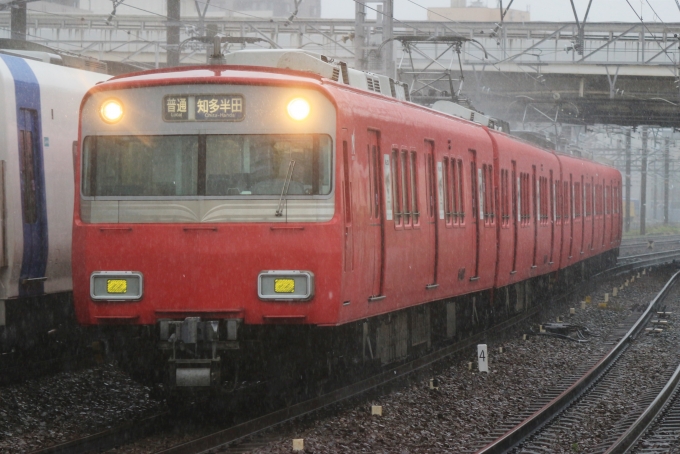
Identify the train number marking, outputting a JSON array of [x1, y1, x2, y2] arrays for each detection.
[[477, 344, 488, 373]]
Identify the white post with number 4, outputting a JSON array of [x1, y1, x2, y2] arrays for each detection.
[[478, 344, 488, 373]]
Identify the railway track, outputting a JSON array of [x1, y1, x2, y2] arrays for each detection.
[[628, 363, 680, 453], [620, 234, 680, 247], [23, 259, 680, 454], [614, 248, 680, 275], [471, 269, 680, 454]]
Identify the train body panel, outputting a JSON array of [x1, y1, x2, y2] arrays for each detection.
[[0, 56, 107, 301], [487, 131, 561, 289], [73, 65, 622, 328], [0, 53, 108, 352]]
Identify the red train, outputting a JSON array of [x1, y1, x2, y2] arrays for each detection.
[[72, 50, 622, 390]]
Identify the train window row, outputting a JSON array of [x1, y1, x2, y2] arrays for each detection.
[[360, 144, 620, 237]]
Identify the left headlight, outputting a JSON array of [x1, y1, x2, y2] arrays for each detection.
[[287, 98, 310, 121], [100, 98, 124, 123]]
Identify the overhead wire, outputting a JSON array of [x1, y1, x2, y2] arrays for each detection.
[[622, 0, 677, 70]]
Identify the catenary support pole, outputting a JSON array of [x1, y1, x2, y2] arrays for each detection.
[[11, 2, 26, 41], [625, 128, 632, 232], [167, 0, 181, 67], [664, 137, 670, 224], [640, 126, 648, 235]]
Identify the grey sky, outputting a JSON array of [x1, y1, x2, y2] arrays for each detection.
[[320, 0, 680, 22]]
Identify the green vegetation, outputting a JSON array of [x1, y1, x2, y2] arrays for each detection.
[[622, 223, 680, 238]]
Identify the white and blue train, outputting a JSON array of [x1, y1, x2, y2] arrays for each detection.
[[0, 49, 108, 352]]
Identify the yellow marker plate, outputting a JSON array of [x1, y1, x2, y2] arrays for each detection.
[[274, 278, 295, 293], [107, 279, 127, 294]]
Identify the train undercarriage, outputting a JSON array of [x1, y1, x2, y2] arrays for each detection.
[[100, 249, 618, 398]]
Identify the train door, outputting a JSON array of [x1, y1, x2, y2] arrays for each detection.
[[17, 108, 48, 296], [532, 166, 537, 268], [425, 140, 438, 288], [367, 130, 384, 300], [511, 161, 518, 273], [469, 150, 480, 280]]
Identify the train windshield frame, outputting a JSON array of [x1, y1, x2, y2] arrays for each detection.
[[81, 134, 333, 199]]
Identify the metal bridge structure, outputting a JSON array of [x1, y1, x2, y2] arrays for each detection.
[[0, 2, 680, 127], [2, 0, 680, 231]]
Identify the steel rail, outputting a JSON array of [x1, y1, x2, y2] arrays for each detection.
[[28, 413, 168, 454], [604, 363, 680, 453], [620, 239, 680, 249], [474, 269, 680, 454], [155, 306, 542, 454], [617, 248, 680, 263]]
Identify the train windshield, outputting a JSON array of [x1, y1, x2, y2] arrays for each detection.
[[82, 134, 333, 197]]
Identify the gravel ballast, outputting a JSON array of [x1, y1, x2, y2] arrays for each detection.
[[2, 266, 676, 453]]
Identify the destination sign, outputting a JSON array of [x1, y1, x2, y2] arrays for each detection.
[[163, 94, 245, 122]]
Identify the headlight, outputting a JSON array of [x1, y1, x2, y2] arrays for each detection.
[[287, 98, 310, 121], [100, 99, 124, 123]]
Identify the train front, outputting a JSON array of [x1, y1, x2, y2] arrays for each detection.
[[72, 67, 341, 389]]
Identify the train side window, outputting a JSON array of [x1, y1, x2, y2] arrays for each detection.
[[483, 164, 495, 225], [449, 158, 456, 224], [519, 172, 530, 225], [391, 149, 402, 226], [457, 160, 464, 223], [18, 128, 37, 224], [366, 145, 377, 219], [542, 177, 549, 224], [426, 153, 435, 219], [574, 182, 581, 218], [605, 185, 610, 215], [401, 150, 411, 226], [585, 183, 592, 217], [555, 180, 561, 222], [368, 144, 381, 219], [616, 185, 620, 214], [342, 141, 352, 224], [443, 157, 452, 225], [410, 151, 419, 225], [501, 169, 510, 227], [564, 181, 570, 220], [482, 164, 487, 223]]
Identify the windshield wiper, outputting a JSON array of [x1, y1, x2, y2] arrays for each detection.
[[275, 160, 296, 217]]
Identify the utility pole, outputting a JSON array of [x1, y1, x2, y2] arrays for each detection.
[[167, 0, 181, 67], [640, 126, 648, 235], [383, 0, 394, 77], [11, 2, 27, 41], [354, 0, 366, 70], [625, 128, 632, 232], [653, 156, 658, 220], [665, 137, 670, 224]]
